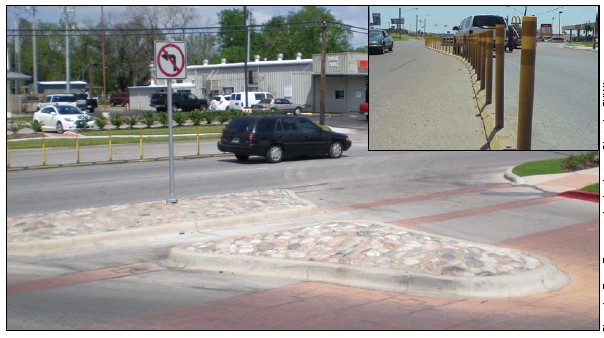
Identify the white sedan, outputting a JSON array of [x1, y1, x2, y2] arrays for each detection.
[[33, 105, 94, 134], [209, 95, 231, 111]]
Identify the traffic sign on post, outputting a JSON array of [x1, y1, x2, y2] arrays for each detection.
[[154, 41, 187, 79], [154, 41, 187, 204]]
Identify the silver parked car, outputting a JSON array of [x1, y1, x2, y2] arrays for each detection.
[[250, 98, 304, 115]]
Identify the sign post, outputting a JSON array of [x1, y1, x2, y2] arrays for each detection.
[[154, 41, 187, 204]]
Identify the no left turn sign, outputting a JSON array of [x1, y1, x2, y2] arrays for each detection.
[[154, 41, 187, 79]]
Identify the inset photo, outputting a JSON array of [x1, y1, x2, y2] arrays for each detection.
[[368, 6, 599, 150]]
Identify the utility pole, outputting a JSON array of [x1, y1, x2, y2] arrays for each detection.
[[28, 6, 38, 94], [101, 6, 107, 110], [62, 6, 74, 93], [243, 6, 249, 109], [320, 18, 327, 125]]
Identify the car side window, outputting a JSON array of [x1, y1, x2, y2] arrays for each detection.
[[281, 118, 299, 132], [255, 118, 276, 133], [295, 118, 321, 133]]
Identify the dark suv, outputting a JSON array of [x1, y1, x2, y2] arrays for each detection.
[[110, 92, 129, 106], [217, 115, 351, 163]]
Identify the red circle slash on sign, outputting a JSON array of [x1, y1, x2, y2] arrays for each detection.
[[157, 43, 185, 78]]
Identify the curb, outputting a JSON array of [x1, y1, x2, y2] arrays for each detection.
[[556, 190, 599, 203], [6, 153, 234, 172], [447, 50, 516, 150], [7, 203, 318, 257], [165, 220, 570, 298], [504, 167, 525, 184]]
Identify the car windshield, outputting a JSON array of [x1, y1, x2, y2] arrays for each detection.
[[57, 106, 83, 115], [370, 31, 382, 37], [55, 95, 76, 102], [473, 16, 506, 28]]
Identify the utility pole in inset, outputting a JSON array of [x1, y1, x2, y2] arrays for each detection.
[[320, 18, 327, 125]]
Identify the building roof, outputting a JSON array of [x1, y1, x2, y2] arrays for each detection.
[[7, 72, 31, 81], [188, 59, 312, 71]]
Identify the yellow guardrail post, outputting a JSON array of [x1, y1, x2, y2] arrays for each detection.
[[495, 24, 505, 128], [42, 132, 46, 166], [517, 16, 538, 150], [108, 129, 113, 161], [196, 126, 201, 156], [485, 28, 494, 104], [76, 133, 80, 164], [479, 32, 486, 91], [139, 128, 144, 159]]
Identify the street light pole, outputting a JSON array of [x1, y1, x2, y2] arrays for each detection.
[[558, 11, 563, 37], [62, 6, 74, 93]]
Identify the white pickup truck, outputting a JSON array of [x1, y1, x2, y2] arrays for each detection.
[[36, 94, 80, 111]]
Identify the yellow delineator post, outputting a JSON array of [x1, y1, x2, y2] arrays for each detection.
[[42, 132, 46, 166], [479, 32, 486, 90], [139, 128, 144, 160], [108, 129, 113, 161], [495, 24, 505, 128], [76, 133, 80, 164], [517, 16, 538, 150], [485, 29, 494, 104]]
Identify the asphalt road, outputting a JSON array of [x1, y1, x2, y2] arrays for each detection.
[[500, 42, 598, 150], [369, 39, 598, 150]]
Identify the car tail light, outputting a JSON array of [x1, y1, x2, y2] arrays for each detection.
[[248, 132, 254, 143]]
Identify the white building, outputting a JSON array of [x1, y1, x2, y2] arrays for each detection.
[[129, 52, 368, 113]]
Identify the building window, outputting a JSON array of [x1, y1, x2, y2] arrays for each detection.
[[335, 90, 345, 99]]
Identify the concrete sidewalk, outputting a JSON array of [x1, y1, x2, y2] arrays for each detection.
[[8, 167, 599, 299]]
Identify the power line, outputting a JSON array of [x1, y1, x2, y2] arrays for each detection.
[[7, 20, 368, 38]]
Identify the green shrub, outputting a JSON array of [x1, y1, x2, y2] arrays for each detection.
[[189, 110, 203, 126], [8, 121, 27, 134], [141, 112, 156, 128], [561, 151, 599, 171], [75, 115, 93, 130], [173, 111, 187, 126], [201, 111, 215, 125], [125, 115, 139, 129], [94, 115, 108, 130], [30, 120, 44, 132], [110, 114, 124, 129], [158, 111, 169, 128]]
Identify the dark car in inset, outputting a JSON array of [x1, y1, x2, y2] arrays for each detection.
[[217, 115, 351, 163], [369, 29, 394, 55]]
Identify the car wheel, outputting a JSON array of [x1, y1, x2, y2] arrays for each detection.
[[56, 122, 64, 134], [235, 154, 249, 161], [388, 43, 393, 52], [328, 141, 343, 158], [294, 107, 302, 116], [111, 102, 116, 107], [266, 145, 283, 163]]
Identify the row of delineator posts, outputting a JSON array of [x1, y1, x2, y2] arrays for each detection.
[[425, 17, 538, 150]]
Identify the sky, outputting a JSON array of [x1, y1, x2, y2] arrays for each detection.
[[369, 5, 598, 34], [5, 4, 369, 50]]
